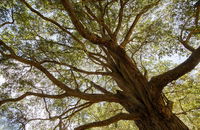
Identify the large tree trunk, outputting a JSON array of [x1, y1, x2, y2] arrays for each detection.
[[134, 114, 189, 130], [106, 45, 189, 130], [119, 94, 189, 130]]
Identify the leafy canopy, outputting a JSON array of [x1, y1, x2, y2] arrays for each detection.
[[0, 0, 200, 129]]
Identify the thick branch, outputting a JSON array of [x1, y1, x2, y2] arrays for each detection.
[[0, 40, 119, 103], [180, 40, 196, 52], [150, 46, 200, 96], [75, 113, 139, 130], [61, 0, 107, 45], [120, 1, 160, 48], [0, 92, 67, 106], [90, 81, 112, 94]]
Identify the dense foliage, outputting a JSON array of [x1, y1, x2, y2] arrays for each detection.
[[0, 0, 199, 129]]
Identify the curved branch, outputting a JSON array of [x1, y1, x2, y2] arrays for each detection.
[[75, 113, 139, 130], [90, 81, 112, 94], [19, 0, 85, 47], [39, 60, 111, 76], [180, 40, 196, 52], [0, 92, 67, 106], [176, 106, 200, 115], [0, 21, 14, 28], [113, 0, 128, 37], [179, 28, 200, 52], [84, 6, 113, 38], [0, 8, 14, 28], [150, 46, 200, 97], [61, 0, 107, 45], [0, 40, 119, 103], [20, 0, 69, 31], [120, 1, 160, 48]]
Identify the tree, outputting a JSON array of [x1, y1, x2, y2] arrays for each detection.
[[0, 0, 200, 129]]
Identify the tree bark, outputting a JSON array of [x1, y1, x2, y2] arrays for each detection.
[[106, 45, 190, 130], [134, 113, 189, 130], [118, 94, 189, 130]]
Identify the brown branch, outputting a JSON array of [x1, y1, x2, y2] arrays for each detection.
[[195, 6, 200, 26], [90, 81, 112, 94], [175, 107, 200, 115], [75, 113, 139, 130], [0, 40, 119, 103], [61, 0, 107, 45], [60, 102, 92, 119], [0, 21, 14, 28], [87, 53, 111, 69], [113, 0, 128, 37], [19, 0, 85, 48], [0, 92, 67, 106], [25, 102, 93, 125], [20, 0, 69, 31], [180, 40, 196, 52], [62, 103, 93, 120], [178, 17, 196, 52], [37, 35, 85, 51], [179, 29, 199, 52], [0, 39, 15, 54], [39, 60, 111, 75], [70, 70, 79, 89], [85, 6, 113, 38], [120, 1, 160, 48], [149, 46, 200, 97], [42, 96, 52, 119], [0, 9, 14, 28]]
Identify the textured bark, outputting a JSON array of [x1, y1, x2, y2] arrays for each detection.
[[106, 45, 190, 130], [119, 92, 189, 130], [134, 113, 189, 130]]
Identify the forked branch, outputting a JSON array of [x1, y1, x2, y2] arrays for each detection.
[[120, 1, 160, 48], [61, 0, 107, 45], [113, 0, 129, 37], [0, 40, 119, 103], [150, 46, 200, 97], [0, 92, 67, 106], [19, 0, 85, 47]]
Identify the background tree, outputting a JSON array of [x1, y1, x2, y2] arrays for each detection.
[[0, 0, 200, 129]]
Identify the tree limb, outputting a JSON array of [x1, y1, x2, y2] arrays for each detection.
[[84, 6, 113, 38], [113, 0, 128, 37], [179, 25, 199, 52], [39, 60, 111, 76], [19, 0, 85, 47], [0, 8, 14, 28], [75, 113, 139, 130], [0, 92, 67, 106], [61, 0, 108, 45], [0, 40, 119, 103], [90, 80, 112, 94], [120, 1, 160, 48], [0, 21, 14, 28], [149, 46, 200, 97]]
